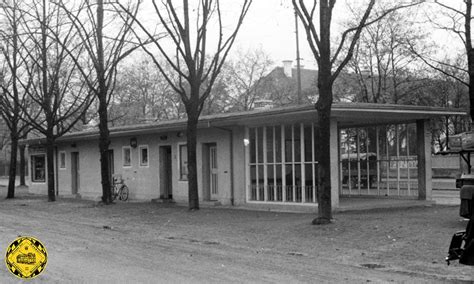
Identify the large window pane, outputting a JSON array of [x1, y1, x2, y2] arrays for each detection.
[[275, 126, 282, 163], [267, 165, 275, 201], [257, 127, 264, 164], [399, 124, 408, 156], [304, 126, 313, 162], [407, 123, 417, 156], [250, 165, 256, 200], [285, 125, 293, 162], [266, 127, 274, 163], [258, 165, 264, 200], [250, 128, 256, 164], [294, 124, 301, 162]]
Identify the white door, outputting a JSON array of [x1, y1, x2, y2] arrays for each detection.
[[210, 146, 218, 200]]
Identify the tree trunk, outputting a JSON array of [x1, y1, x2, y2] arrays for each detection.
[[19, 144, 25, 186], [469, 49, 474, 123], [313, 1, 333, 225], [6, 133, 18, 199], [98, 95, 112, 204], [314, 81, 333, 225], [186, 113, 199, 210], [46, 135, 55, 201]]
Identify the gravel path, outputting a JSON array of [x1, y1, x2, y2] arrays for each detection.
[[0, 195, 473, 283]]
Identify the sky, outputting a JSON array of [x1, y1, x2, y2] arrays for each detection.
[[138, 1, 319, 68], [227, 1, 463, 71], [137, 1, 464, 72], [233, 1, 318, 69]]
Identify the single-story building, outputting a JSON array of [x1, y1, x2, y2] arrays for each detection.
[[23, 103, 466, 210]]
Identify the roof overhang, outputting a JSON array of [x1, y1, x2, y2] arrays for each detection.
[[332, 103, 466, 128], [22, 103, 467, 145]]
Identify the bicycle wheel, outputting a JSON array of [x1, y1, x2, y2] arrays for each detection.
[[111, 185, 117, 201], [119, 185, 129, 201]]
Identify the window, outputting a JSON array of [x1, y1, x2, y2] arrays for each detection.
[[31, 155, 46, 183], [139, 145, 149, 167], [179, 144, 188, 180], [247, 124, 318, 203], [59, 152, 66, 169], [340, 123, 418, 197], [122, 147, 131, 167]]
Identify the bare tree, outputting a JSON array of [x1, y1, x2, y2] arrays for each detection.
[[14, 0, 93, 201], [111, 58, 185, 125], [347, 4, 427, 104], [53, 0, 140, 204], [410, 1, 474, 122], [0, 0, 32, 198], [223, 48, 273, 111], [293, 0, 419, 224], [118, 0, 252, 210]]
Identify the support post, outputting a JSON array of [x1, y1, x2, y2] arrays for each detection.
[[330, 118, 339, 209], [417, 119, 432, 200]]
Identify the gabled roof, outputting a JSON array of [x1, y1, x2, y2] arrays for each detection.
[[23, 103, 467, 145]]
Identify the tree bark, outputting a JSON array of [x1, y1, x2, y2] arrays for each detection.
[[312, 0, 333, 225], [96, 0, 112, 204], [98, 95, 112, 204], [314, 71, 333, 225], [468, 49, 474, 122], [186, 113, 199, 210], [6, 132, 18, 199], [19, 144, 25, 186]]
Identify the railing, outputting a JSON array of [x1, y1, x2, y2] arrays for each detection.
[[250, 184, 317, 203]]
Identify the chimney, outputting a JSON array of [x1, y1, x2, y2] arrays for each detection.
[[282, 60, 292, 77]]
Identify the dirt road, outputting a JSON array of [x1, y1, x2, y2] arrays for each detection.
[[0, 196, 473, 283]]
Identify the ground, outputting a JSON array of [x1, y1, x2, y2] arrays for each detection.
[[0, 189, 473, 283]]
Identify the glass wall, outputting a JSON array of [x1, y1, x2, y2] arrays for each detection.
[[247, 123, 318, 204], [340, 123, 418, 196]]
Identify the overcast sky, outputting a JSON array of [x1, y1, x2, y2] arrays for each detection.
[[234, 1, 319, 69], [231, 1, 462, 70], [138, 1, 463, 71]]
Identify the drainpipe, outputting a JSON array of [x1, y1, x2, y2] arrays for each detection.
[[214, 126, 234, 206]]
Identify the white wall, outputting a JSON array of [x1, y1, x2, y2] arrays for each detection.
[[28, 127, 235, 204]]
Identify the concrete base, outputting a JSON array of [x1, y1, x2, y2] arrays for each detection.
[[151, 198, 176, 204]]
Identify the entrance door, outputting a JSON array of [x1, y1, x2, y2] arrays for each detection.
[[159, 146, 173, 199], [71, 152, 79, 194], [209, 145, 218, 200]]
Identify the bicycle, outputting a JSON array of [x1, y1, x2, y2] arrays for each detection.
[[111, 174, 129, 201]]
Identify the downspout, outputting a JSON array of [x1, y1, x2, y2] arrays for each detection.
[[214, 126, 234, 206]]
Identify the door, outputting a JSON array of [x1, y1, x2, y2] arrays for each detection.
[[159, 146, 173, 199], [210, 145, 218, 200], [71, 152, 79, 194]]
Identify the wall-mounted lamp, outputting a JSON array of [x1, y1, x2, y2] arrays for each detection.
[[177, 132, 184, 138], [243, 139, 250, 146], [130, 137, 137, 148], [160, 135, 168, 141]]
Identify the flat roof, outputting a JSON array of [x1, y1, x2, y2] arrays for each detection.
[[24, 103, 467, 145]]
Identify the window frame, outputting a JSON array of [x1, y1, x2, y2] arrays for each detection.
[[122, 146, 132, 168], [139, 145, 149, 167], [31, 154, 46, 183], [178, 143, 188, 181], [59, 151, 66, 170]]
